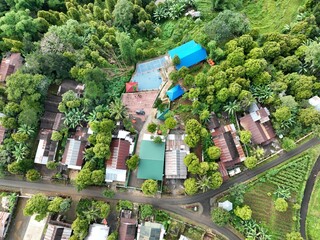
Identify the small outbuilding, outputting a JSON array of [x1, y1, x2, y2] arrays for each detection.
[[126, 82, 138, 93], [166, 85, 184, 101], [218, 200, 233, 212], [168, 40, 207, 70]]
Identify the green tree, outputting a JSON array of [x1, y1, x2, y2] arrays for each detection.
[[184, 178, 198, 195], [207, 146, 221, 160], [211, 207, 230, 226], [183, 153, 199, 167], [11, 132, 28, 143], [48, 197, 64, 213], [244, 156, 257, 169], [126, 154, 140, 170], [23, 193, 49, 221], [210, 172, 223, 189], [18, 124, 35, 136], [141, 179, 158, 195], [91, 170, 105, 185], [147, 122, 157, 133], [172, 55, 180, 65], [239, 130, 251, 144], [75, 169, 92, 191], [286, 231, 303, 240], [234, 205, 252, 220], [205, 10, 250, 43], [116, 31, 136, 64], [282, 137, 296, 151], [112, 0, 133, 31], [117, 200, 133, 211], [164, 117, 177, 130], [298, 107, 320, 126], [273, 106, 292, 123], [71, 217, 89, 240], [26, 169, 41, 182], [140, 204, 154, 220], [51, 131, 62, 141], [274, 198, 288, 212], [184, 119, 202, 148]]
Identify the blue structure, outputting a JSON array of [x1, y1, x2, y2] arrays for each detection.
[[168, 40, 207, 70], [157, 108, 170, 121], [166, 85, 184, 101]]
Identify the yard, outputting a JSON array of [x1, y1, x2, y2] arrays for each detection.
[[306, 174, 320, 240]]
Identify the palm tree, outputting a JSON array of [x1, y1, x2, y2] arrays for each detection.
[[251, 85, 273, 103], [0, 149, 12, 165], [223, 100, 241, 130], [18, 124, 35, 136], [83, 205, 101, 223], [197, 176, 212, 192], [86, 110, 97, 123], [64, 108, 86, 129], [109, 98, 128, 121], [13, 144, 28, 162]]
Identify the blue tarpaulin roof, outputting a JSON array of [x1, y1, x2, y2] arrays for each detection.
[[157, 108, 169, 121], [166, 85, 184, 101], [168, 40, 207, 70]]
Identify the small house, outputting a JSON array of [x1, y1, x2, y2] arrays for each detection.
[[34, 130, 58, 165], [137, 135, 165, 181], [105, 139, 131, 183], [137, 222, 165, 240], [119, 210, 137, 240], [166, 85, 184, 101], [0, 53, 23, 82], [0, 212, 10, 239], [43, 224, 72, 240], [165, 134, 189, 179], [61, 138, 86, 170], [240, 106, 276, 145], [85, 223, 110, 240], [168, 40, 207, 70]]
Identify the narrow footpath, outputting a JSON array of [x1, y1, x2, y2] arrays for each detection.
[[300, 155, 320, 239]]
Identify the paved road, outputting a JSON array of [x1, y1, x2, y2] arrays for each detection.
[[0, 138, 319, 240], [300, 155, 320, 239]]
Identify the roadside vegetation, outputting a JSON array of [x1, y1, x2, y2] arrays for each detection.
[[215, 145, 320, 239], [306, 174, 320, 240]]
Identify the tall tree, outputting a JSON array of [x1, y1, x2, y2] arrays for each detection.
[[112, 0, 133, 31]]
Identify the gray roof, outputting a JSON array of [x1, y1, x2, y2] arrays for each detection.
[[139, 222, 163, 240], [165, 150, 187, 179], [65, 139, 81, 166]]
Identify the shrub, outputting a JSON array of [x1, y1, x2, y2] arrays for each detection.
[[172, 55, 180, 65], [147, 122, 157, 133]]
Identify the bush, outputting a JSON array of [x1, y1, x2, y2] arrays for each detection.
[[102, 189, 115, 198], [153, 136, 163, 144], [147, 122, 157, 133], [46, 161, 58, 170], [141, 179, 158, 195], [26, 169, 41, 182], [126, 154, 139, 170], [51, 131, 63, 141], [172, 55, 180, 65], [274, 198, 288, 212], [211, 208, 230, 226]]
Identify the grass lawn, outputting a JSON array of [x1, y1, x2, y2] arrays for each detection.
[[306, 174, 320, 240], [242, 0, 307, 33]]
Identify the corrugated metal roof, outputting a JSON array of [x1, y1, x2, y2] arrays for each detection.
[[165, 150, 187, 179]]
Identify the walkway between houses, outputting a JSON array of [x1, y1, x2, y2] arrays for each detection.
[[300, 155, 320, 239]]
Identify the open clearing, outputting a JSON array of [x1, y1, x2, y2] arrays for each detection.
[[242, 0, 307, 33]]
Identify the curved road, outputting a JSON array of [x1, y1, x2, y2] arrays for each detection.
[[300, 155, 320, 239], [0, 138, 319, 239]]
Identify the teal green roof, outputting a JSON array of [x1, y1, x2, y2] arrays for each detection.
[[137, 140, 165, 181], [156, 108, 169, 121]]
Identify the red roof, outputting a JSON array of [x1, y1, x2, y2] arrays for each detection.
[[0, 53, 23, 82], [106, 139, 130, 169], [126, 82, 138, 93], [0, 126, 5, 144], [240, 108, 276, 145], [218, 162, 229, 181]]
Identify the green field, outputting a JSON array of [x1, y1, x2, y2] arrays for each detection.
[[306, 175, 320, 240], [242, 148, 320, 239], [242, 0, 307, 33]]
